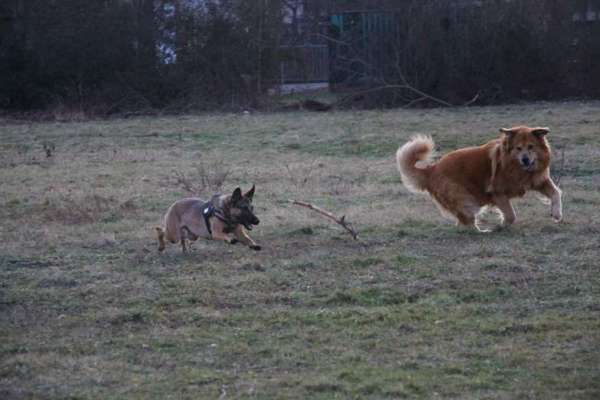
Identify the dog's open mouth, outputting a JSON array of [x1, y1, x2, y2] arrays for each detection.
[[520, 159, 536, 171], [238, 216, 259, 231], [524, 162, 536, 172], [242, 220, 258, 230]]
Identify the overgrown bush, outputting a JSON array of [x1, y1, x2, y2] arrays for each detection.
[[0, 0, 284, 113], [330, 0, 600, 107]]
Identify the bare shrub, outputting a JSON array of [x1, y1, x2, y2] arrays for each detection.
[[327, 0, 593, 107], [173, 161, 231, 196]]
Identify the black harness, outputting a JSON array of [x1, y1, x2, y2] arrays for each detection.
[[202, 202, 216, 236], [201, 195, 235, 237]]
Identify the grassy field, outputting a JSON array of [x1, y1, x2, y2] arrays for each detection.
[[1, 101, 599, 399]]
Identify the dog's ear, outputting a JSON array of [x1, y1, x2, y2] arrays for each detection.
[[244, 184, 255, 201], [499, 127, 517, 138], [500, 127, 517, 150], [531, 127, 550, 138], [231, 187, 242, 203]]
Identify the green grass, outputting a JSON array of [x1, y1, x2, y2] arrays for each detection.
[[1, 101, 600, 399]]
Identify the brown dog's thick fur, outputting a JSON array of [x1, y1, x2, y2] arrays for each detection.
[[396, 126, 562, 230], [156, 186, 261, 252]]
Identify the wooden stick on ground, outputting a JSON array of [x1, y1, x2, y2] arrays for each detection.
[[289, 200, 360, 241]]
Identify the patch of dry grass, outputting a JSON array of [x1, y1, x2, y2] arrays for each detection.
[[1, 101, 599, 399]]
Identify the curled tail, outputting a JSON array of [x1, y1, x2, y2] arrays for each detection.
[[396, 135, 435, 193]]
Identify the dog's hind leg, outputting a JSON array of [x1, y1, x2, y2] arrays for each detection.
[[455, 210, 476, 227], [431, 188, 481, 231], [492, 195, 516, 226], [454, 200, 488, 232], [179, 227, 188, 252], [156, 227, 166, 252], [182, 226, 199, 241]]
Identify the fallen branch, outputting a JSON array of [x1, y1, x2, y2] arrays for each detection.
[[462, 92, 480, 107], [289, 200, 360, 241]]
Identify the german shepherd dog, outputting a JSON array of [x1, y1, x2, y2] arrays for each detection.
[[156, 186, 261, 252], [396, 126, 563, 230]]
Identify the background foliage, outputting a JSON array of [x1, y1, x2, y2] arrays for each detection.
[[1, 0, 599, 113]]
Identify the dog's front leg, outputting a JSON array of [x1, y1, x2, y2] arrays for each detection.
[[234, 225, 261, 251], [536, 178, 563, 222], [211, 229, 238, 245], [487, 146, 501, 194], [208, 219, 238, 244]]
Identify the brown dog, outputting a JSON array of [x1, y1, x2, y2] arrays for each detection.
[[396, 126, 562, 230], [156, 186, 261, 252]]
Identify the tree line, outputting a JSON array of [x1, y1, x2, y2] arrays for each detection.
[[1, 0, 599, 114]]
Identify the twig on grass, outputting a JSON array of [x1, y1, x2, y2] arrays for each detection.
[[462, 92, 480, 107], [289, 199, 360, 241]]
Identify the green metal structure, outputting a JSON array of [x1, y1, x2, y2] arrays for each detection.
[[329, 11, 399, 87]]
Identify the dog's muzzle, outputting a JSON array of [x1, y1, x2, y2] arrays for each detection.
[[242, 216, 260, 231], [520, 156, 536, 171]]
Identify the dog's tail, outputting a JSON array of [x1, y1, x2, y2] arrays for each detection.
[[396, 135, 435, 193]]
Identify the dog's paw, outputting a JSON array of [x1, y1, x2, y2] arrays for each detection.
[[250, 244, 261, 251], [229, 238, 239, 245], [551, 213, 563, 223], [551, 207, 563, 222]]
